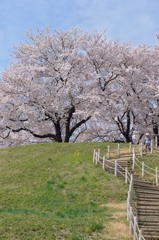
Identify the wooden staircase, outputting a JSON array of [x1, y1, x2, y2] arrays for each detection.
[[103, 155, 132, 177], [97, 149, 159, 239], [134, 176, 159, 239]]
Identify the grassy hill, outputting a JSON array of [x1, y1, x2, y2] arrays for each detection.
[[0, 142, 131, 240], [134, 151, 159, 183]]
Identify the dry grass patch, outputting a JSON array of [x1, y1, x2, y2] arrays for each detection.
[[120, 149, 131, 155], [100, 202, 131, 240], [106, 202, 126, 209], [105, 222, 131, 240]]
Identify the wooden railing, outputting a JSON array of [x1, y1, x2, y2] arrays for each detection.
[[93, 147, 145, 240], [132, 147, 159, 185], [127, 174, 145, 240]]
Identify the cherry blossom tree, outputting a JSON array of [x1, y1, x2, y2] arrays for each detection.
[[83, 43, 157, 143], [106, 45, 155, 143], [1, 28, 110, 143], [1, 29, 91, 142], [1, 28, 158, 145], [146, 40, 159, 141]]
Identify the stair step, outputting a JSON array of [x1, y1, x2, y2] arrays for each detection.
[[97, 150, 159, 239]]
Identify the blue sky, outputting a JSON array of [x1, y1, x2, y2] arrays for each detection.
[[0, 0, 159, 73]]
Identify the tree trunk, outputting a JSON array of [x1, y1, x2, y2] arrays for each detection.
[[115, 110, 132, 143], [54, 120, 62, 142]]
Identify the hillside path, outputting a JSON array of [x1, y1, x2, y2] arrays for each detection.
[[134, 176, 159, 240]]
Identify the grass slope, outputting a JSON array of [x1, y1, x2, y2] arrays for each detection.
[[0, 142, 130, 240], [134, 151, 159, 183]]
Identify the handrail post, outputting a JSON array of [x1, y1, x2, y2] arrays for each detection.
[[103, 156, 105, 170], [132, 147, 135, 171], [98, 149, 100, 162], [127, 196, 130, 220], [117, 143, 120, 157], [125, 167, 128, 184], [142, 162, 144, 178], [156, 167, 158, 185], [129, 189, 132, 207], [95, 152, 98, 165], [131, 174, 134, 193], [129, 142, 132, 154], [93, 149, 96, 163], [139, 229, 143, 240], [140, 143, 143, 157], [155, 135, 158, 148], [133, 216, 137, 240], [107, 145, 110, 159], [130, 206, 133, 234], [114, 160, 117, 176], [129, 174, 133, 206]]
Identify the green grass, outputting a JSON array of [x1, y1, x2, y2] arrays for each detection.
[[0, 142, 130, 240]]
